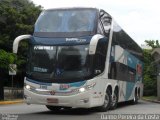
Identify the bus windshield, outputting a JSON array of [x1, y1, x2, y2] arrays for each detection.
[[34, 9, 97, 33], [27, 45, 92, 83]]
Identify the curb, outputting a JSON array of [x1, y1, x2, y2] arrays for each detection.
[[0, 100, 23, 105], [142, 98, 160, 104]]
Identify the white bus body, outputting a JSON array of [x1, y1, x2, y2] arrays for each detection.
[[13, 8, 143, 111]]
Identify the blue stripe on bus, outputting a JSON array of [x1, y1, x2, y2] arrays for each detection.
[[25, 78, 86, 87], [26, 78, 52, 86], [127, 53, 137, 69], [125, 82, 135, 101], [69, 81, 86, 87]]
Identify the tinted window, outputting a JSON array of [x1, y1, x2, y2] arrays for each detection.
[[35, 9, 97, 33], [100, 10, 112, 34], [27, 45, 93, 83], [94, 38, 108, 74], [112, 23, 143, 61], [108, 22, 143, 80]]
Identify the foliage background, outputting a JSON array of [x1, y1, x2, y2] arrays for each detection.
[[0, 0, 42, 87], [143, 40, 160, 96]]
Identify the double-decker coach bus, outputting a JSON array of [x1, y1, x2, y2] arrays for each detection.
[[13, 7, 143, 111]]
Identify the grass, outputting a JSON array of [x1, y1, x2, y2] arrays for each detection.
[[143, 96, 158, 101]]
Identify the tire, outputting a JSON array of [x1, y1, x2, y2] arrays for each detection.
[[46, 105, 62, 111], [110, 91, 118, 110], [130, 91, 138, 104], [98, 89, 112, 112]]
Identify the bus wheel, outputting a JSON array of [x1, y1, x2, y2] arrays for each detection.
[[98, 89, 111, 112], [46, 105, 62, 111], [110, 91, 118, 110], [131, 91, 138, 104]]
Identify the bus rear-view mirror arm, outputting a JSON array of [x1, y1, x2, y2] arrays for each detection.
[[13, 35, 32, 54], [89, 34, 104, 55]]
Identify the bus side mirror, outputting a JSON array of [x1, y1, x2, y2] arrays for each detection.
[[13, 35, 32, 54], [89, 34, 104, 55]]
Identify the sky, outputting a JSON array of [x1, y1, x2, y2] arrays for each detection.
[[31, 0, 160, 46]]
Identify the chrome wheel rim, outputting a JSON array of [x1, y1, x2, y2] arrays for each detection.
[[134, 96, 136, 102], [112, 93, 117, 106], [104, 93, 109, 108]]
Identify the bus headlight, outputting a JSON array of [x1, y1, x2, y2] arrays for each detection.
[[25, 85, 31, 90], [78, 82, 96, 93], [79, 87, 86, 92]]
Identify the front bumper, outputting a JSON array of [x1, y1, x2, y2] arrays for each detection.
[[24, 88, 100, 108]]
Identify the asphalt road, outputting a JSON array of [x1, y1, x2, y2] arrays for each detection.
[[0, 100, 160, 120]]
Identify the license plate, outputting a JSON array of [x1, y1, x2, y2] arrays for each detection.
[[40, 85, 47, 89], [47, 98, 58, 103]]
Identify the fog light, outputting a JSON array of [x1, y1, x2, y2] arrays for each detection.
[[83, 99, 89, 103], [80, 98, 89, 103]]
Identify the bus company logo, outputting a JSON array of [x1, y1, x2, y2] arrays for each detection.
[[60, 84, 70, 90], [66, 38, 86, 43], [49, 91, 55, 95]]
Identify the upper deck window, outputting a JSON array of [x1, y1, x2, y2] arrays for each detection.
[[34, 9, 97, 33]]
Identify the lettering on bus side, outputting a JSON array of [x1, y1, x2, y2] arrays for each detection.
[[66, 38, 86, 43], [34, 46, 54, 50], [33, 67, 48, 73]]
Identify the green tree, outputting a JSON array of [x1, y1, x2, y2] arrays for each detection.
[[143, 49, 157, 96], [0, 0, 42, 51], [0, 0, 42, 100], [0, 0, 42, 72], [143, 40, 160, 96], [0, 50, 16, 100], [0, 50, 15, 69], [145, 40, 160, 48]]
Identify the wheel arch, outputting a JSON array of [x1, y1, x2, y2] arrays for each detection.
[[107, 85, 112, 95], [135, 87, 138, 96], [103, 84, 112, 99], [138, 87, 140, 97], [114, 86, 119, 96]]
